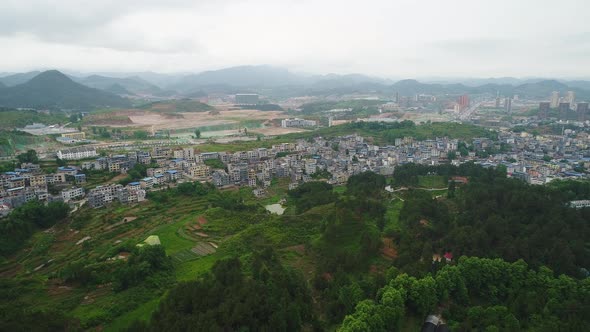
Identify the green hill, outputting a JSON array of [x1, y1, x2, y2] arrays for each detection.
[[75, 75, 170, 96], [0, 70, 131, 110], [0, 71, 41, 86]]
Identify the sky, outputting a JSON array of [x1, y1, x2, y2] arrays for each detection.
[[1, 0, 589, 78]]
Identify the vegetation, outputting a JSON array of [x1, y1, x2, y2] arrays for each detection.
[[16, 149, 39, 163], [0, 200, 70, 256], [0, 130, 46, 156], [0, 108, 68, 129], [0, 70, 130, 110], [341, 256, 590, 331], [288, 181, 337, 214], [203, 158, 225, 169], [1, 160, 589, 331], [133, 250, 314, 331], [298, 100, 384, 115]]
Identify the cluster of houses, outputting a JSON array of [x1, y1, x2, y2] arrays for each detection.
[[3, 127, 590, 216], [479, 130, 590, 184], [0, 163, 87, 216]]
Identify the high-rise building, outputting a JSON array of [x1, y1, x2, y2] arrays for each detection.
[[504, 97, 512, 113], [394, 92, 399, 103], [550, 91, 560, 108], [458, 95, 469, 110], [567, 91, 575, 104], [558, 102, 570, 120], [577, 102, 589, 122], [539, 102, 550, 119]]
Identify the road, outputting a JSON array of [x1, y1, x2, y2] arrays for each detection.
[[456, 101, 483, 121]]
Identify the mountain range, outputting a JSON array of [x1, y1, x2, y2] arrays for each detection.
[[0, 70, 131, 110], [1, 66, 590, 110]]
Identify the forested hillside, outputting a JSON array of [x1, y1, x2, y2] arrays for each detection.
[[1, 163, 589, 331]]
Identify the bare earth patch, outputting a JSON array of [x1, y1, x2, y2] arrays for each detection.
[[125, 109, 287, 131]]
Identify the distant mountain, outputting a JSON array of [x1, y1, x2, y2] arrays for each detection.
[[0, 82, 5, 89], [73, 74, 171, 96], [4, 66, 590, 100], [0, 70, 131, 110], [103, 83, 133, 96], [310, 73, 392, 89], [169, 65, 304, 92], [427, 77, 549, 87], [510, 80, 569, 98], [564, 80, 590, 91], [389, 79, 470, 95], [0, 71, 41, 86], [384, 79, 590, 100]]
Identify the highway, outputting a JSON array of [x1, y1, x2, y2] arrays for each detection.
[[456, 101, 483, 121]]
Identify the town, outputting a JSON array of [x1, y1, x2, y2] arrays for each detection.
[[2, 119, 589, 216]]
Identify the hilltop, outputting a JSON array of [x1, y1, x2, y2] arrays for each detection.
[[0, 70, 131, 110]]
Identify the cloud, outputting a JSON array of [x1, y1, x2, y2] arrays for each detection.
[[0, 0, 589, 77]]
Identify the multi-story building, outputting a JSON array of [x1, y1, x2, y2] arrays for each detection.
[[28, 175, 47, 188], [56, 147, 98, 160], [61, 187, 84, 202], [539, 102, 550, 119], [577, 102, 589, 122], [187, 164, 210, 179], [550, 91, 560, 108], [458, 95, 469, 110], [281, 118, 317, 128], [559, 102, 570, 120]]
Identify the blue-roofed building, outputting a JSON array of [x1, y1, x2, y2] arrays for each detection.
[[57, 166, 78, 176], [154, 174, 166, 185], [140, 177, 154, 189], [165, 170, 179, 181], [127, 182, 141, 190]]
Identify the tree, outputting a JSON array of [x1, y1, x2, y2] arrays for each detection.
[[194, 129, 201, 138], [448, 179, 456, 198], [17, 149, 38, 163], [133, 130, 148, 139]]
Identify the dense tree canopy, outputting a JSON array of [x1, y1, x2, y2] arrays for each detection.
[[288, 181, 336, 214], [0, 200, 69, 256], [341, 257, 590, 331], [134, 249, 315, 331]]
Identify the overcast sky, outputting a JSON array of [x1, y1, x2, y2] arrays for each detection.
[[1, 0, 589, 78]]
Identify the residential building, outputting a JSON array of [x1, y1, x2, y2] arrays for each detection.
[[550, 91, 559, 108], [61, 187, 84, 202], [281, 118, 317, 128], [56, 147, 98, 160], [577, 102, 589, 122], [559, 102, 570, 120], [539, 102, 550, 119]]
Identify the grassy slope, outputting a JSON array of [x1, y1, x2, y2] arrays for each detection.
[[0, 109, 68, 129]]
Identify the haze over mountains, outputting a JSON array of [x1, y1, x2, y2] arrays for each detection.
[[1, 65, 590, 109], [0, 70, 130, 110]]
